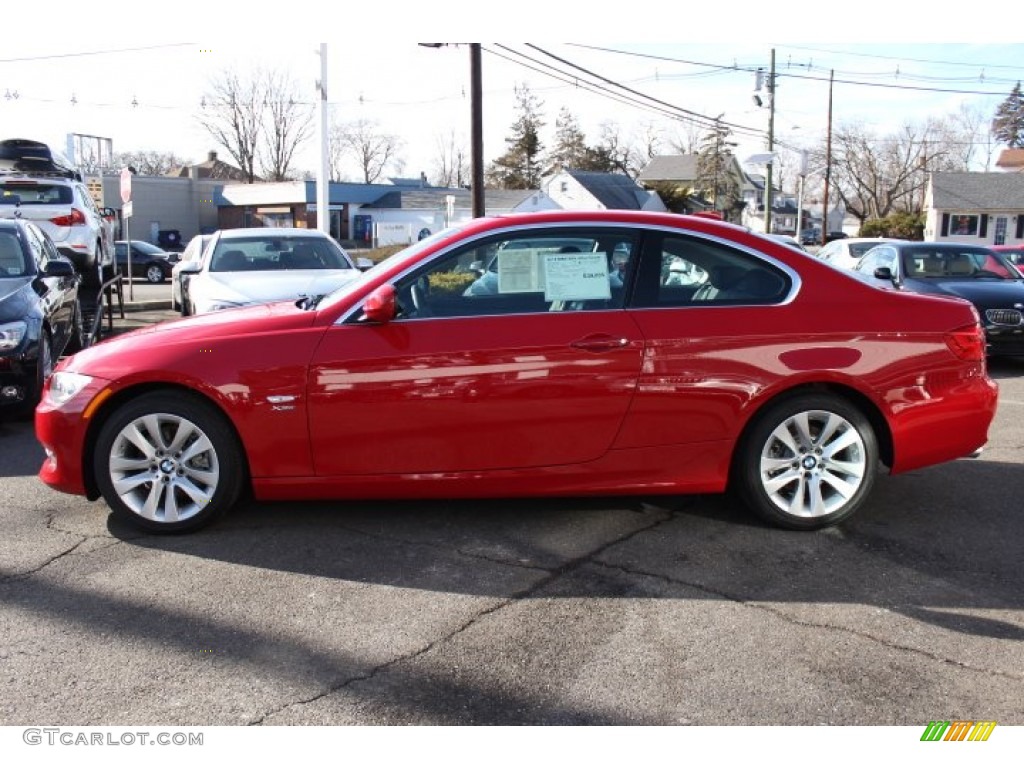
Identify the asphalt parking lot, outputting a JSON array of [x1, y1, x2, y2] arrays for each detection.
[[1, 293, 1022, 726]]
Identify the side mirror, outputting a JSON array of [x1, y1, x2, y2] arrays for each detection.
[[873, 266, 900, 287], [355, 257, 374, 271], [361, 283, 396, 324], [43, 259, 76, 278], [178, 261, 203, 274]]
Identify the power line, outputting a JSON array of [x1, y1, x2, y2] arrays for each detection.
[[0, 43, 195, 64]]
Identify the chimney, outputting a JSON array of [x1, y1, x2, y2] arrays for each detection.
[[207, 151, 218, 163]]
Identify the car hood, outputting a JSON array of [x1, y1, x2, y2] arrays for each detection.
[[193, 270, 363, 304], [0, 277, 38, 323], [909, 278, 1024, 308], [57, 300, 319, 380]]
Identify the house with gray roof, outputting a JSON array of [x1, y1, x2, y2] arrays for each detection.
[[925, 172, 1024, 245], [542, 169, 666, 212]]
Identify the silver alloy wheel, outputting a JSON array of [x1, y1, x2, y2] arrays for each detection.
[[106, 412, 220, 524], [758, 409, 868, 519], [146, 264, 164, 283]]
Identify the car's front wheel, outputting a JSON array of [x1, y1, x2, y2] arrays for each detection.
[[93, 392, 245, 533], [733, 393, 878, 530], [145, 264, 165, 284]]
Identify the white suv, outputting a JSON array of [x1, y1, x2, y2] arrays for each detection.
[[0, 139, 114, 285]]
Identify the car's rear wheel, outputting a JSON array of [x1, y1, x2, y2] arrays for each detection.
[[733, 393, 878, 530], [93, 392, 245, 533], [145, 264, 165, 284]]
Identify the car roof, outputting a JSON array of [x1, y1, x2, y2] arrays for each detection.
[[217, 227, 332, 239]]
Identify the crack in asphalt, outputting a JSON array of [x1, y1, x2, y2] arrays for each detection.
[[588, 556, 1024, 683], [248, 505, 679, 724], [0, 514, 131, 583]]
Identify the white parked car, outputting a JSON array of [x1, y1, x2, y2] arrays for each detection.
[[0, 139, 114, 285], [179, 228, 370, 316], [171, 233, 213, 314], [816, 237, 905, 271]]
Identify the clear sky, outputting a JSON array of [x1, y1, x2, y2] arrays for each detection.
[[3, 2, 1021, 186]]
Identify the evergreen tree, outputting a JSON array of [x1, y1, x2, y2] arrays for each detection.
[[992, 82, 1024, 148], [544, 107, 589, 174], [695, 122, 739, 213], [485, 84, 546, 189]]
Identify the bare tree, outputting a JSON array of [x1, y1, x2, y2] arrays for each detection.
[[432, 129, 469, 188], [259, 70, 314, 182], [667, 121, 705, 155], [112, 150, 189, 176], [329, 118, 404, 183], [818, 113, 984, 223], [197, 69, 264, 183]]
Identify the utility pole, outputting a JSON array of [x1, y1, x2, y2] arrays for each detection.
[[470, 43, 485, 218], [764, 49, 776, 234], [421, 43, 486, 219], [822, 69, 834, 247], [316, 44, 330, 236]]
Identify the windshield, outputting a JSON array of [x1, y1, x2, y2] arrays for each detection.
[[901, 248, 1018, 279], [129, 241, 168, 255], [209, 235, 354, 272]]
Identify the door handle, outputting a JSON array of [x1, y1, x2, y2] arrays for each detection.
[[570, 335, 630, 352]]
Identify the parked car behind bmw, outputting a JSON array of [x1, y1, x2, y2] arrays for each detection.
[[178, 228, 365, 315], [0, 218, 82, 416], [853, 241, 1024, 357]]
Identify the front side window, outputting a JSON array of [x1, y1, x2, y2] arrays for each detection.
[[391, 229, 639, 320], [0, 231, 30, 276]]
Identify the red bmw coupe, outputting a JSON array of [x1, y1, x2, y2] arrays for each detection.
[[35, 211, 998, 533]]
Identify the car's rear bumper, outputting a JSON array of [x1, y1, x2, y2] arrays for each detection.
[[888, 369, 998, 474]]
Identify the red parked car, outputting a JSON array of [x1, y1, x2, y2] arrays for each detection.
[[35, 211, 998, 533]]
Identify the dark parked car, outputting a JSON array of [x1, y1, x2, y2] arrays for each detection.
[[114, 240, 178, 283], [854, 241, 1024, 356], [0, 218, 82, 416], [990, 244, 1024, 270], [36, 211, 997, 534]]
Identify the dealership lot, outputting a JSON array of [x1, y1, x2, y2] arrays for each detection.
[[1, 325, 1022, 724]]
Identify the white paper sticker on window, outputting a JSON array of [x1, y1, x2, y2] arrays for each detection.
[[543, 252, 612, 301], [497, 249, 544, 293]]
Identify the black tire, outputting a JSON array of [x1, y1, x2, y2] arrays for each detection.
[[733, 393, 878, 530], [13, 331, 52, 420], [93, 392, 245, 533], [64, 298, 85, 355], [145, 264, 165, 284]]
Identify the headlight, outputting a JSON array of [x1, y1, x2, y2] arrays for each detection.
[[45, 371, 93, 406], [0, 321, 27, 352]]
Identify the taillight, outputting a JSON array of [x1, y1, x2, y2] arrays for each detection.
[[49, 208, 86, 227], [945, 323, 986, 361]]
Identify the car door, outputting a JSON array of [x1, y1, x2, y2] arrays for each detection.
[[25, 223, 74, 349], [618, 232, 796, 449], [307, 228, 646, 476]]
